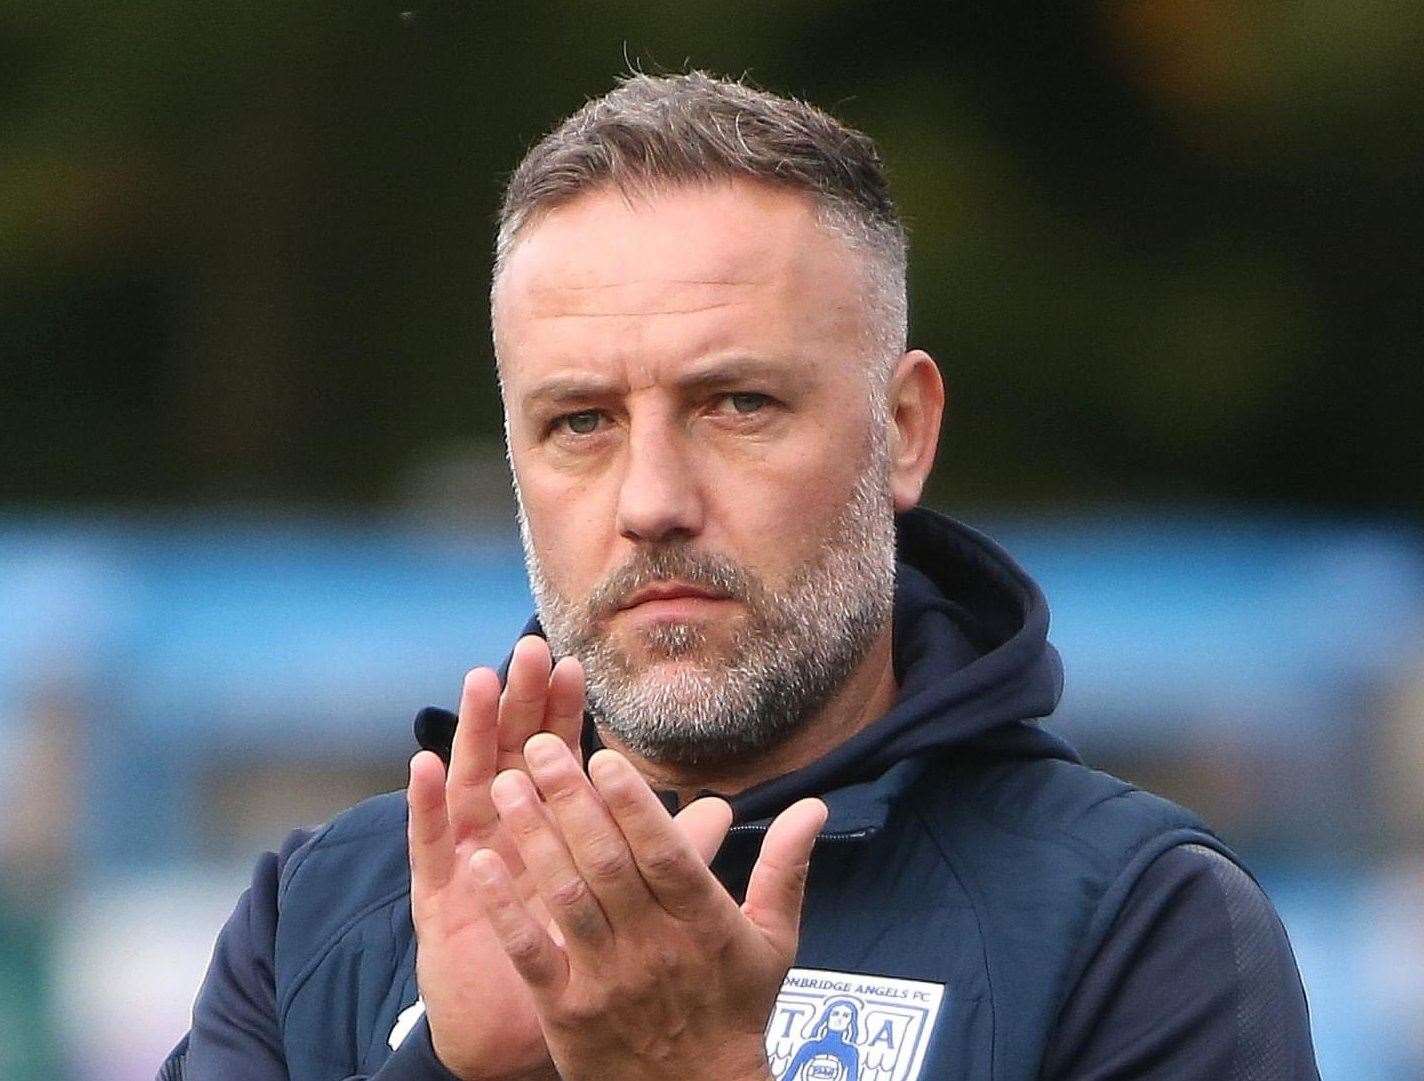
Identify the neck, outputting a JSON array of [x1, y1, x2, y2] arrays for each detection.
[[597, 624, 898, 805]]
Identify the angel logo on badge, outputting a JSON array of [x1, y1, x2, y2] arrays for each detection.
[[777, 997, 862, 1081]]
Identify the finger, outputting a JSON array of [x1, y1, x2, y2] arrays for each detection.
[[674, 796, 736, 866], [498, 636, 553, 754], [588, 750, 737, 924], [491, 767, 614, 951], [742, 798, 827, 955], [407, 751, 455, 904], [543, 655, 586, 763], [445, 667, 502, 837], [469, 848, 568, 993], [523, 732, 652, 927]]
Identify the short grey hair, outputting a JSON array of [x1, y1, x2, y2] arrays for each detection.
[[493, 71, 909, 379]]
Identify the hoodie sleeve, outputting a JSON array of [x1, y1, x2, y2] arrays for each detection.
[[160, 829, 308, 1081], [159, 831, 463, 1081], [1041, 842, 1321, 1080]]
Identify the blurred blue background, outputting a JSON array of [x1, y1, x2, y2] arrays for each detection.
[[3, 2, 1422, 1078]]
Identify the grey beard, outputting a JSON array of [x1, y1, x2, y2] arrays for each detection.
[[517, 442, 896, 767]]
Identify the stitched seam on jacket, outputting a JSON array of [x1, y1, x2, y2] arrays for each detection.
[[275, 791, 409, 904], [908, 795, 999, 1081], [276, 819, 339, 902], [277, 885, 412, 1022]]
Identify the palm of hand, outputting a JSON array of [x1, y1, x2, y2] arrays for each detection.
[[414, 833, 551, 1081]]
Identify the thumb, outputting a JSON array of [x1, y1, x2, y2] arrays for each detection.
[[742, 798, 827, 953], [673, 796, 734, 865]]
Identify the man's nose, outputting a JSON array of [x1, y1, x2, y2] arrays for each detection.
[[614, 421, 705, 544]]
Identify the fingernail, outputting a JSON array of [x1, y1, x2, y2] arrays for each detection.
[[469, 849, 501, 884], [524, 734, 562, 768], [588, 749, 626, 782], [490, 769, 529, 808]]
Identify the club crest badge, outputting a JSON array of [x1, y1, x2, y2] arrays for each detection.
[[764, 968, 945, 1081]]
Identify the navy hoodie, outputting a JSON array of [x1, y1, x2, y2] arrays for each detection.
[[163, 508, 1320, 1080]]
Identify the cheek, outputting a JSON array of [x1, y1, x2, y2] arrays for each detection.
[[517, 467, 617, 593], [709, 445, 866, 571]]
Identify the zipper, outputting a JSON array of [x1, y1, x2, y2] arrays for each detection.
[[726, 824, 873, 843]]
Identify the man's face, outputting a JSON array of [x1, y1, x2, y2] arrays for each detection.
[[493, 179, 897, 765]]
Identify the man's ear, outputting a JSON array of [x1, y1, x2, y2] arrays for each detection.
[[884, 350, 945, 512]]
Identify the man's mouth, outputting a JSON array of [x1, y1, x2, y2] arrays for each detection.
[[617, 580, 732, 612]]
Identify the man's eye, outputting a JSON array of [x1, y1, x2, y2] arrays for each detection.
[[724, 392, 770, 415], [558, 410, 602, 435]]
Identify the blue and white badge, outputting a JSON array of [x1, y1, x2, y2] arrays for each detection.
[[764, 968, 945, 1081]]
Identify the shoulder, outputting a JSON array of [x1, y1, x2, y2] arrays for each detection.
[[907, 751, 1243, 972], [1102, 841, 1291, 966], [1132, 840, 1266, 902], [181, 793, 416, 1078], [1043, 841, 1320, 1078], [915, 751, 1219, 870], [904, 752, 1234, 957], [216, 826, 316, 968], [1106, 841, 1310, 1007], [272, 790, 412, 979], [180, 826, 318, 1077], [278, 789, 410, 901]]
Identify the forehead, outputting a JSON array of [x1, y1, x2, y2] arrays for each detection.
[[491, 180, 869, 387]]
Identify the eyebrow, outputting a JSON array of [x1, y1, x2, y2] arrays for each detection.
[[521, 375, 620, 413], [673, 355, 804, 395]]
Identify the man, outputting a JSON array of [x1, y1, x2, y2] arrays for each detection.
[[164, 72, 1320, 1080]]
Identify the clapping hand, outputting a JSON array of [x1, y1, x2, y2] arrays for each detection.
[[407, 634, 826, 1081], [470, 731, 826, 1081]]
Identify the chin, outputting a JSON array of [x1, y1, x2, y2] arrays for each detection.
[[617, 620, 732, 663], [625, 645, 728, 679]]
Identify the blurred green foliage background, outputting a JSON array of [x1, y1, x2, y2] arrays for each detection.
[[4, 1, 1421, 516]]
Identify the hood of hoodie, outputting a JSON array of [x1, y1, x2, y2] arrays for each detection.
[[416, 506, 1077, 825]]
